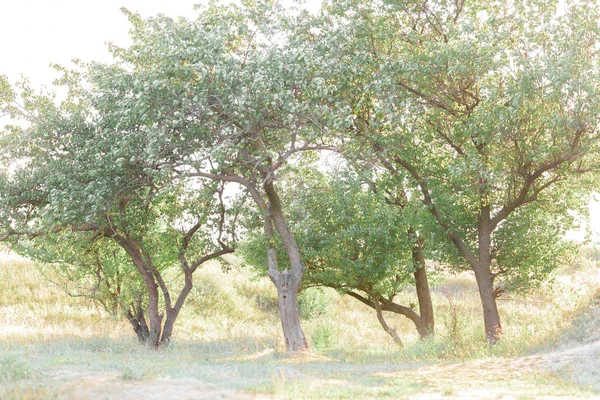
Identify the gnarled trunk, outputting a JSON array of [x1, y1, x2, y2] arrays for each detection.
[[270, 267, 307, 351], [125, 306, 150, 343], [265, 232, 308, 352], [113, 234, 164, 348], [264, 181, 308, 352]]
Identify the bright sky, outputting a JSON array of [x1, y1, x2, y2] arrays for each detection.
[[1, 0, 599, 243], [1, 1, 204, 87], [0, 0, 320, 86]]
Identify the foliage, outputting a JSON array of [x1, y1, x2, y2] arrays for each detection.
[[492, 203, 577, 295], [241, 168, 415, 295], [307, 0, 600, 341]]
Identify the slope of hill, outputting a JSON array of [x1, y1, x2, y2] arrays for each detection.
[[0, 249, 599, 399]]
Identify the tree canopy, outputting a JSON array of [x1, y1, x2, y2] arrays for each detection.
[[304, 0, 600, 341], [1, 0, 600, 347]]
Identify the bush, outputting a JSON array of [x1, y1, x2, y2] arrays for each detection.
[[0, 355, 31, 382], [298, 287, 331, 320], [310, 323, 336, 352]]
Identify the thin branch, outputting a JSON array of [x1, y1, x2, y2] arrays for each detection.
[[393, 156, 478, 268], [176, 169, 265, 209], [190, 247, 235, 273]]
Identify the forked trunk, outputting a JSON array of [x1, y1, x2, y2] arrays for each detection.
[[125, 307, 150, 343], [160, 273, 194, 344], [114, 235, 164, 348], [266, 245, 308, 352], [477, 205, 502, 343]]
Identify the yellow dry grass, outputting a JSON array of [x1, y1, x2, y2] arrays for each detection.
[[0, 248, 599, 399]]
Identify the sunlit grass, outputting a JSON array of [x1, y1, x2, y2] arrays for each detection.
[[0, 248, 599, 398]]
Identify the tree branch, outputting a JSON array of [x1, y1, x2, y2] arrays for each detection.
[[392, 156, 478, 268]]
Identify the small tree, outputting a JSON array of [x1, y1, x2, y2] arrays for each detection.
[[0, 72, 237, 347], [242, 167, 437, 344]]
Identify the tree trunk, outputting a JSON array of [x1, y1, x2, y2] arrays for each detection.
[[370, 291, 404, 347], [142, 276, 163, 348], [412, 240, 434, 338], [346, 290, 422, 339], [477, 205, 502, 343], [160, 271, 193, 344], [271, 268, 307, 351], [113, 235, 164, 348], [126, 307, 150, 343], [264, 181, 308, 352], [265, 237, 308, 352], [161, 309, 177, 345]]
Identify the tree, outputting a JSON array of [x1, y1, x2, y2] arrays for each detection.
[[2, 1, 332, 352], [0, 71, 238, 347], [242, 166, 437, 344], [313, 0, 600, 342], [168, 2, 334, 350]]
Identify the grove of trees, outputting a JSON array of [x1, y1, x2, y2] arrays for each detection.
[[1, 0, 599, 348]]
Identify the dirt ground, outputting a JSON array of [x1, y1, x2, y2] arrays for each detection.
[[44, 340, 600, 399], [49, 370, 262, 400]]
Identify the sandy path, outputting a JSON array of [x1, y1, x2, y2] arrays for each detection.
[[48, 368, 264, 399]]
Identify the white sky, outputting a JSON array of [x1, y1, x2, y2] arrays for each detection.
[[1, 1, 202, 87], [0, 0, 321, 86], [1, 0, 599, 243]]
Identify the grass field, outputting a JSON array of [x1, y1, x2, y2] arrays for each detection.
[[1, 249, 599, 399]]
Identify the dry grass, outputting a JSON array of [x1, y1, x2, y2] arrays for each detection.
[[1, 248, 600, 399]]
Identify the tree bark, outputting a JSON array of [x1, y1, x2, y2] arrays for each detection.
[[346, 291, 425, 339], [112, 235, 164, 348], [271, 268, 307, 351], [370, 291, 404, 347], [160, 270, 193, 344], [126, 306, 150, 343], [476, 205, 502, 343], [264, 181, 308, 352], [412, 239, 434, 338], [134, 258, 163, 348]]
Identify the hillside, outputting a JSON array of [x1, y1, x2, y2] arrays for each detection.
[[0, 249, 599, 399]]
